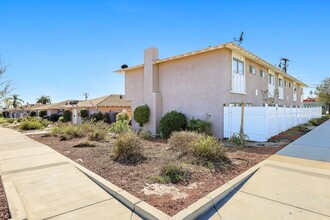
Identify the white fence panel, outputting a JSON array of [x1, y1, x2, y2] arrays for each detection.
[[224, 105, 322, 142]]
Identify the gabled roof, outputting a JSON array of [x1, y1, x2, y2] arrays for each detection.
[[64, 94, 131, 108], [32, 100, 78, 111], [115, 42, 307, 87]]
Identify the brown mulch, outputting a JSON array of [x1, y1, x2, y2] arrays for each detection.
[[28, 135, 287, 216], [0, 176, 10, 220]]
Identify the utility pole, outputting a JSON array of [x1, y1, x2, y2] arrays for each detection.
[[280, 58, 289, 73], [83, 93, 89, 101]]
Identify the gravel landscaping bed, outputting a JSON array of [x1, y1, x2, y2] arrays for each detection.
[[29, 134, 286, 216], [0, 176, 10, 220]]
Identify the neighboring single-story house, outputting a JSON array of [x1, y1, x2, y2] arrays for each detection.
[[303, 97, 328, 114], [116, 41, 307, 138], [62, 94, 131, 124], [6, 103, 44, 118], [32, 100, 79, 117]]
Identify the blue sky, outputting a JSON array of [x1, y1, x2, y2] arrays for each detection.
[[0, 0, 329, 104]]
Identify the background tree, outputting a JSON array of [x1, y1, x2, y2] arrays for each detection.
[[36, 95, 51, 104], [8, 94, 24, 109], [315, 77, 330, 112], [0, 58, 11, 100]]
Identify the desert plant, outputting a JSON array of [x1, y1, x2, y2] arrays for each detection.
[[168, 131, 201, 154], [187, 118, 212, 135], [58, 116, 64, 122], [229, 133, 249, 147], [87, 129, 107, 141], [134, 105, 150, 127], [109, 120, 131, 134], [116, 111, 130, 122], [159, 163, 190, 184], [191, 135, 228, 162], [160, 111, 187, 139], [39, 110, 47, 118], [113, 131, 144, 164], [19, 117, 44, 130], [63, 110, 72, 122], [6, 118, 15, 123], [29, 111, 36, 117], [49, 113, 60, 122], [80, 109, 89, 119]]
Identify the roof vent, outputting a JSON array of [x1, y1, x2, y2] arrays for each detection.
[[121, 64, 128, 69], [119, 94, 122, 99]]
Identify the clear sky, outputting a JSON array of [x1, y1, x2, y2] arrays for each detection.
[[0, 0, 329, 104]]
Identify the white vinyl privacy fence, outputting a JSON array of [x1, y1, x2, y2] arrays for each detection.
[[224, 105, 322, 142]]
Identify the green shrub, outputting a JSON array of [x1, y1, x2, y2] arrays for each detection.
[[80, 109, 89, 119], [90, 112, 104, 122], [19, 117, 44, 130], [113, 132, 144, 164], [6, 118, 15, 123], [39, 110, 47, 118], [139, 130, 152, 140], [49, 114, 60, 122], [2, 111, 9, 118], [187, 118, 212, 135], [168, 131, 201, 154], [191, 135, 228, 162], [63, 110, 72, 122], [29, 111, 36, 117], [159, 163, 190, 184], [109, 120, 131, 134], [58, 116, 64, 122], [116, 112, 130, 122], [160, 111, 187, 139], [134, 105, 150, 127], [309, 118, 319, 126]]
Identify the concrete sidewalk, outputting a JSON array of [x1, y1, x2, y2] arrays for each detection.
[[0, 127, 141, 220], [201, 120, 330, 220]]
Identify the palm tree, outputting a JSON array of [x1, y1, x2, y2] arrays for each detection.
[[8, 94, 24, 109], [36, 95, 51, 104]]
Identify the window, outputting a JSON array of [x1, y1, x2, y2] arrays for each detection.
[[260, 70, 265, 78], [268, 74, 274, 85], [249, 65, 256, 75], [279, 78, 283, 87], [285, 80, 288, 86], [289, 82, 291, 88], [233, 58, 244, 75]]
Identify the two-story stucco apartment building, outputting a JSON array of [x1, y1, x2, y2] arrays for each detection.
[[116, 42, 307, 138]]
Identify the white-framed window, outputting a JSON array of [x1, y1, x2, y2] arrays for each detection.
[[232, 58, 244, 75], [260, 70, 265, 78], [249, 65, 256, 75], [293, 83, 297, 102], [231, 57, 246, 94], [268, 73, 275, 97], [278, 78, 284, 100]]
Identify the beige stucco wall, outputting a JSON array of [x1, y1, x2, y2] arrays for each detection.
[[124, 47, 305, 138]]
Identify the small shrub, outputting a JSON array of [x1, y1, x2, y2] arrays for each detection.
[[58, 116, 64, 122], [116, 112, 130, 122], [229, 133, 249, 147], [113, 132, 144, 164], [19, 117, 44, 130], [29, 111, 36, 117], [87, 129, 107, 141], [191, 135, 228, 162], [109, 120, 131, 134], [39, 110, 47, 118], [49, 114, 60, 122], [80, 109, 89, 119], [63, 110, 72, 122], [159, 163, 190, 184], [6, 118, 15, 123], [139, 130, 152, 140], [73, 140, 96, 148], [187, 119, 212, 135], [2, 111, 10, 118], [160, 111, 187, 139], [134, 105, 150, 127], [168, 131, 201, 154]]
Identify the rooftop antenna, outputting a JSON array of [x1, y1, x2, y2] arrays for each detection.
[[234, 31, 244, 45], [83, 93, 89, 101], [279, 58, 290, 73]]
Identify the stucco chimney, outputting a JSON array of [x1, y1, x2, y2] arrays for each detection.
[[144, 48, 162, 134]]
